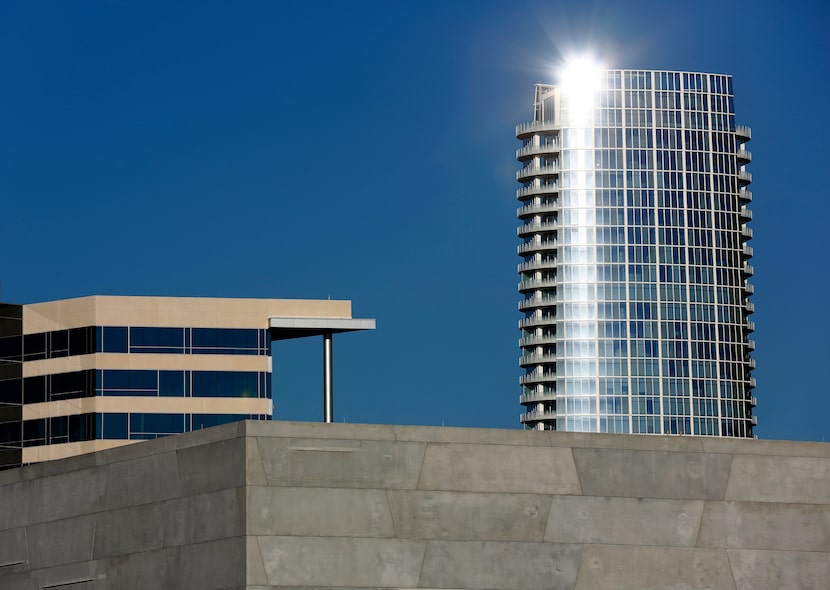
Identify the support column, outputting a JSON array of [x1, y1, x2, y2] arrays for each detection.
[[323, 332, 333, 423]]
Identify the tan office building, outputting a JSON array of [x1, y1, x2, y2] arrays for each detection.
[[0, 296, 374, 468]]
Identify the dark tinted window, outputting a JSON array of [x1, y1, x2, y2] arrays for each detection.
[[192, 371, 258, 398], [159, 371, 185, 397], [102, 327, 128, 353], [130, 327, 185, 354], [192, 414, 249, 430], [0, 378, 21, 404], [129, 413, 185, 439], [23, 376, 46, 404], [23, 333, 47, 361], [102, 413, 128, 439]]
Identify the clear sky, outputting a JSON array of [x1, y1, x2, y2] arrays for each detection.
[[2, 0, 828, 441]]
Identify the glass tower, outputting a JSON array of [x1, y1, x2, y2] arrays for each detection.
[[517, 69, 755, 436]]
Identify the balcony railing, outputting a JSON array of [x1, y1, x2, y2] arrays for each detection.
[[519, 279, 557, 292], [741, 226, 753, 240], [519, 371, 557, 385], [739, 206, 752, 220], [745, 301, 755, 314], [739, 188, 752, 203], [744, 282, 754, 294], [738, 170, 752, 184], [518, 259, 557, 273], [519, 353, 557, 366], [736, 148, 752, 162], [518, 221, 558, 236], [748, 358, 756, 370], [519, 335, 557, 347], [518, 295, 558, 310], [516, 142, 561, 159], [518, 315, 556, 329], [519, 391, 556, 405], [736, 125, 752, 140], [742, 262, 754, 276], [746, 319, 756, 333], [750, 395, 758, 407], [517, 202, 558, 217], [748, 339, 756, 351], [520, 409, 557, 422], [516, 121, 561, 138], [742, 244, 754, 258], [517, 165, 560, 181], [517, 184, 559, 198], [518, 240, 558, 255]]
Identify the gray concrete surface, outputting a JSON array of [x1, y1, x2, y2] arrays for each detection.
[[0, 420, 828, 590]]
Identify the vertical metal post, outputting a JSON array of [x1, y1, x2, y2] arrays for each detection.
[[323, 332, 333, 423]]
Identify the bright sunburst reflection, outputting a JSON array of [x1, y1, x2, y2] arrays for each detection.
[[559, 56, 603, 125]]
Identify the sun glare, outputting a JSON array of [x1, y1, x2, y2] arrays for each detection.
[[559, 56, 603, 125]]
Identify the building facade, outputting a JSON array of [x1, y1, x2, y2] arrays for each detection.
[[0, 296, 374, 467], [517, 69, 755, 436]]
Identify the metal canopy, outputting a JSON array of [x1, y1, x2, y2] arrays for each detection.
[[268, 316, 376, 423], [268, 317, 376, 340]]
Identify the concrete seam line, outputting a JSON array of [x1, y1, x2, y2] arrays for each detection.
[[569, 447, 584, 496], [414, 442, 428, 491], [693, 499, 708, 549], [725, 547, 739, 590]]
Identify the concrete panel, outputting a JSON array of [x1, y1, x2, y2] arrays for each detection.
[[545, 496, 704, 546], [419, 540, 581, 590], [698, 501, 830, 551], [176, 437, 246, 496], [104, 547, 179, 590], [725, 455, 830, 503], [245, 535, 268, 587], [176, 537, 246, 590], [729, 548, 830, 590], [104, 451, 181, 510], [246, 436, 267, 486], [256, 437, 426, 489], [247, 486, 396, 538], [27, 514, 96, 569], [92, 502, 167, 559], [387, 490, 550, 542], [418, 443, 581, 494], [23, 560, 102, 590], [0, 527, 27, 569], [0, 467, 109, 529], [164, 488, 245, 547], [575, 545, 736, 590], [572, 447, 732, 500], [256, 536, 427, 588]]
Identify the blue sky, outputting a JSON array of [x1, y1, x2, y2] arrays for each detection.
[[1, 1, 828, 441]]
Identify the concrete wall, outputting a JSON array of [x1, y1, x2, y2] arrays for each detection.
[[1, 421, 829, 590]]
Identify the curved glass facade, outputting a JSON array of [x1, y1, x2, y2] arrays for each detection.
[[517, 70, 755, 437]]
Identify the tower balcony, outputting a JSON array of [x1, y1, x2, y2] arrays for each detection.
[[519, 390, 556, 404], [519, 295, 558, 311], [742, 262, 754, 277], [517, 201, 558, 218], [519, 353, 557, 367], [749, 395, 758, 407], [748, 339, 756, 351], [516, 142, 561, 160], [736, 125, 752, 141], [520, 409, 557, 423], [518, 221, 557, 237], [738, 169, 752, 184], [751, 414, 758, 425], [748, 357, 756, 370], [738, 188, 752, 203], [519, 370, 557, 385], [746, 319, 756, 333], [516, 121, 561, 139], [744, 282, 754, 294], [518, 315, 556, 329], [517, 184, 559, 199], [519, 278, 557, 292], [517, 165, 560, 182], [744, 300, 755, 315], [741, 226, 753, 241], [742, 244, 754, 258], [736, 148, 752, 163], [518, 259, 557, 273], [739, 206, 752, 221], [518, 239, 558, 256], [519, 334, 557, 347]]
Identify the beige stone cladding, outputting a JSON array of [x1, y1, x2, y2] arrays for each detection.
[[0, 421, 828, 590], [22, 295, 353, 333]]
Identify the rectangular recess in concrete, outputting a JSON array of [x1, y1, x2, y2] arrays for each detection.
[[572, 447, 732, 500], [418, 443, 581, 494]]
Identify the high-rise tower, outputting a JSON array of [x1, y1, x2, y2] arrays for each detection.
[[516, 68, 755, 436]]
